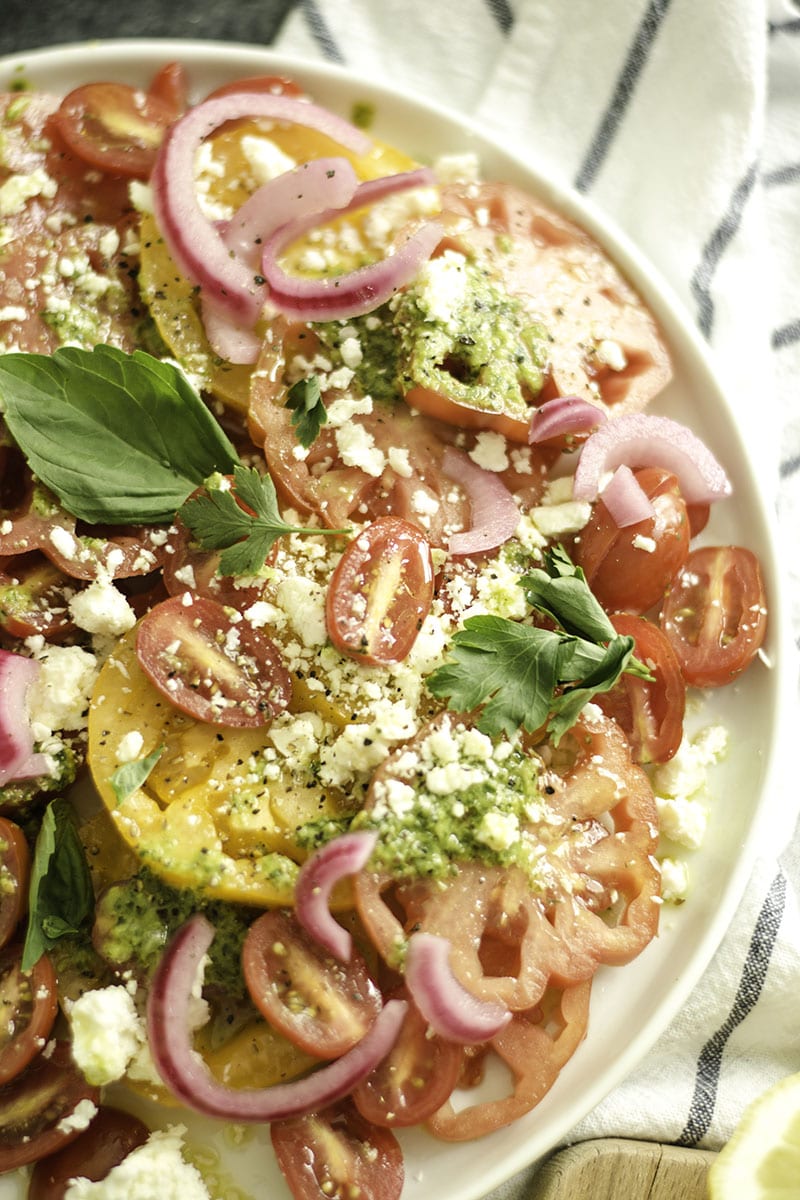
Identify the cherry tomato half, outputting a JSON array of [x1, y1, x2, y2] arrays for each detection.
[[28, 1105, 150, 1200], [53, 82, 177, 178], [0, 947, 58, 1086], [595, 614, 686, 764], [574, 467, 690, 614], [0, 1042, 100, 1171], [326, 517, 434, 665], [0, 820, 29, 949], [146, 61, 188, 120], [660, 545, 768, 687], [242, 909, 382, 1059], [352, 992, 462, 1127], [135, 594, 292, 727], [205, 74, 305, 100], [271, 1101, 404, 1200]]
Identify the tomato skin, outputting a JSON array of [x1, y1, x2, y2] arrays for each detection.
[[0, 947, 58, 1086], [271, 1101, 404, 1200], [0, 820, 29, 949], [327, 517, 435, 666], [53, 82, 177, 178], [352, 992, 462, 1127], [595, 614, 686, 763], [135, 594, 292, 727], [205, 74, 305, 100], [242, 910, 382, 1059], [574, 466, 691, 614], [146, 61, 188, 119], [28, 1105, 150, 1200], [0, 1042, 100, 1171], [661, 546, 768, 687]]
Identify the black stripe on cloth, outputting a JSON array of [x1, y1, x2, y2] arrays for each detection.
[[301, 0, 346, 62], [574, 0, 673, 193], [486, 0, 515, 32], [773, 319, 800, 350], [763, 161, 800, 187], [676, 871, 787, 1147], [767, 17, 800, 35], [780, 452, 800, 480], [689, 162, 758, 339]]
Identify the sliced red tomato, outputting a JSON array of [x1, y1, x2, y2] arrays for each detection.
[[595, 613, 686, 763], [0, 820, 29, 949], [28, 1105, 149, 1200], [271, 1101, 403, 1200], [53, 82, 177, 178], [574, 466, 690, 614], [135, 594, 292, 727], [0, 1041, 100, 1171], [205, 74, 305, 100], [0, 948, 58, 1086], [242, 909, 382, 1060], [327, 517, 434, 666], [0, 554, 77, 641], [352, 992, 462, 1127], [146, 61, 188, 120], [660, 545, 768, 687]]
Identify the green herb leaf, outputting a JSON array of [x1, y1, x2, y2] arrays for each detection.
[[427, 547, 650, 741], [22, 798, 94, 970], [286, 376, 327, 448], [179, 464, 346, 577], [0, 346, 241, 524], [109, 744, 165, 806]]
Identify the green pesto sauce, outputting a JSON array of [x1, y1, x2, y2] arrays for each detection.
[[394, 257, 548, 419], [352, 746, 544, 883], [313, 256, 548, 420], [0, 743, 77, 828], [94, 869, 255, 999]]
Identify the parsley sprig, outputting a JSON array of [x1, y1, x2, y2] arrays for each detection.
[[179, 464, 345, 577], [286, 376, 328, 448], [427, 547, 650, 742]]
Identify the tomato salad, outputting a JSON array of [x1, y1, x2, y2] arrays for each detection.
[[0, 62, 768, 1199]]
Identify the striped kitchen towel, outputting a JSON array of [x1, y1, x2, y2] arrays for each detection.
[[273, 1, 800, 1196]]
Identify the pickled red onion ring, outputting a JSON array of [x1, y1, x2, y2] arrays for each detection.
[[599, 464, 656, 527], [528, 395, 607, 445], [405, 932, 511, 1044], [147, 915, 407, 1121], [573, 413, 732, 505], [295, 831, 378, 962], [0, 650, 50, 786], [442, 447, 519, 557], [259, 168, 443, 322], [151, 93, 371, 324]]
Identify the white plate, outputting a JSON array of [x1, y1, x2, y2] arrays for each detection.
[[0, 38, 793, 1200]]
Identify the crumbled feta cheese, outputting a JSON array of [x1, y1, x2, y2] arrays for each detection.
[[26, 644, 98, 739], [659, 857, 690, 904], [469, 431, 509, 473], [115, 730, 145, 764], [68, 985, 145, 1086], [477, 809, 520, 852], [69, 578, 137, 638], [64, 1126, 210, 1200], [240, 134, 296, 183], [433, 152, 481, 184], [335, 423, 386, 477], [56, 1098, 98, 1136]]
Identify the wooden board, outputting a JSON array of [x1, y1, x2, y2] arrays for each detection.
[[529, 1138, 717, 1199]]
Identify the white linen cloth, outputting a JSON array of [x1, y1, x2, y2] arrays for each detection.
[[273, 2, 800, 1195]]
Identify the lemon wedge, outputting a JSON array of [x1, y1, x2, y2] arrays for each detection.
[[708, 1072, 800, 1199]]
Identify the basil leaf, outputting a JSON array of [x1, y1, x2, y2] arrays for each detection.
[[109, 744, 165, 806], [0, 346, 240, 524], [22, 798, 94, 970]]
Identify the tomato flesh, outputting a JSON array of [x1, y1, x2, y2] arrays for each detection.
[[54, 82, 177, 178], [574, 466, 690, 614], [0, 947, 58, 1086], [661, 545, 768, 687], [0, 1042, 100, 1171], [0, 819, 29, 949], [136, 594, 292, 727], [595, 613, 686, 763], [242, 910, 382, 1059], [327, 517, 434, 666], [272, 1101, 404, 1200], [28, 1105, 150, 1200]]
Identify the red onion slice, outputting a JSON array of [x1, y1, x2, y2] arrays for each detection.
[[528, 395, 607, 445], [599, 464, 656, 527], [147, 915, 406, 1121], [260, 168, 443, 322], [0, 650, 49, 786], [442, 446, 519, 557], [295, 831, 378, 962], [573, 413, 732, 505], [405, 932, 511, 1044], [152, 93, 371, 324]]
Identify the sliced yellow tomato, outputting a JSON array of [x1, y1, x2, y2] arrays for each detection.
[[87, 628, 353, 906], [139, 121, 422, 412]]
